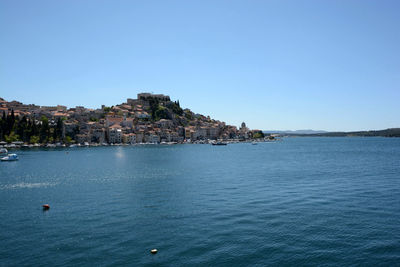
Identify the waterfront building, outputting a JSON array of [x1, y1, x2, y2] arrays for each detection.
[[108, 125, 123, 143], [122, 133, 136, 144]]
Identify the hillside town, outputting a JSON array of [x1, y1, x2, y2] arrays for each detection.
[[0, 93, 267, 146]]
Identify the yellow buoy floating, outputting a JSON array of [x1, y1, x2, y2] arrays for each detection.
[[150, 249, 158, 254]]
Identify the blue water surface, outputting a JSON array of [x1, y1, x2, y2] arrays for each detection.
[[1, 137, 400, 266]]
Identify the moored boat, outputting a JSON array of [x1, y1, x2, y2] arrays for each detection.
[[1, 153, 19, 161], [212, 141, 227, 146]]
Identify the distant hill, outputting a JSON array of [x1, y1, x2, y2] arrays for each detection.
[[305, 128, 400, 137], [265, 128, 400, 137], [263, 130, 328, 135]]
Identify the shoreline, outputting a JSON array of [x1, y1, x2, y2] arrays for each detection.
[[0, 138, 278, 150]]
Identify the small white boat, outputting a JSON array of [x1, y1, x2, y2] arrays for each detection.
[[0, 148, 8, 154], [1, 153, 19, 161]]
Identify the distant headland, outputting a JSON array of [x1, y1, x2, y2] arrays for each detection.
[[264, 129, 400, 137], [0, 93, 268, 146]]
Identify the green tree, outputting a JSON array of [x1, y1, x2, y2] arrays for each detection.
[[5, 131, 20, 143], [64, 135, 73, 143], [148, 97, 160, 120], [39, 116, 50, 143], [184, 111, 193, 120], [253, 131, 265, 139], [16, 116, 28, 142], [167, 101, 183, 116], [154, 106, 171, 120], [52, 127, 57, 142], [5, 109, 15, 136], [0, 112, 4, 140], [30, 135, 40, 144], [56, 117, 63, 141]]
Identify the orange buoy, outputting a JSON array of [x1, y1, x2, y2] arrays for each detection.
[[42, 204, 50, 210], [150, 249, 158, 254]]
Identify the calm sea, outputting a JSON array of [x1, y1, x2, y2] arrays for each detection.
[[1, 137, 399, 266]]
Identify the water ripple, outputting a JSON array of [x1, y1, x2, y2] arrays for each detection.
[[0, 182, 58, 190]]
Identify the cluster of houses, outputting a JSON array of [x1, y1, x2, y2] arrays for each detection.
[[0, 93, 263, 144]]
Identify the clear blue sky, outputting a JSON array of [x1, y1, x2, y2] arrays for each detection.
[[1, 0, 399, 131]]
